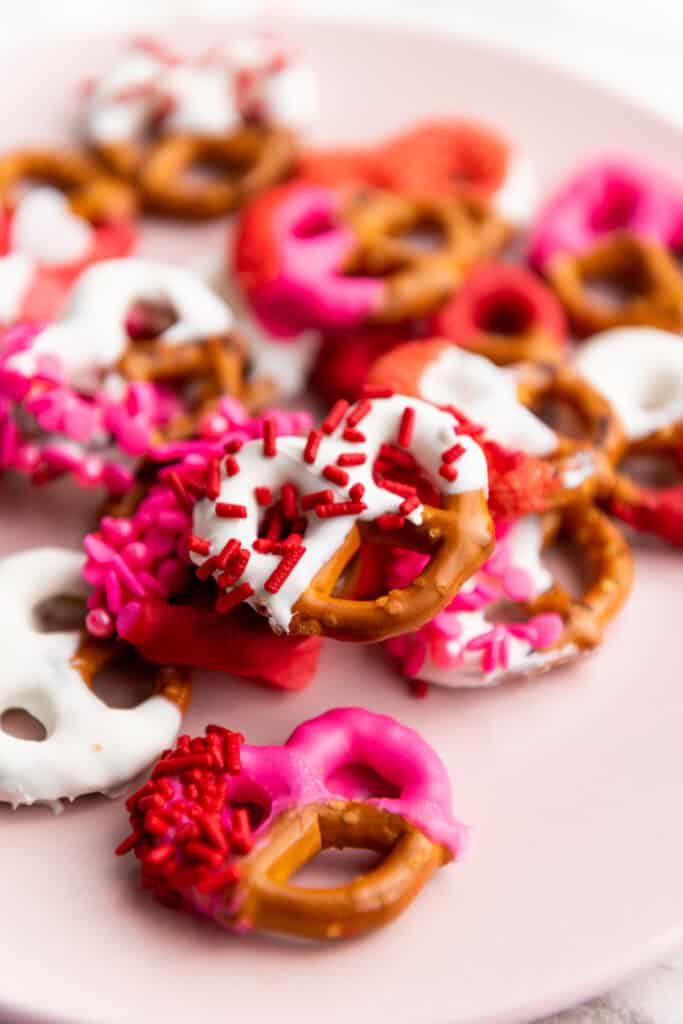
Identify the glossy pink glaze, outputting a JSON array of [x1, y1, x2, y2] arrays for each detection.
[[248, 184, 384, 337], [528, 154, 683, 269]]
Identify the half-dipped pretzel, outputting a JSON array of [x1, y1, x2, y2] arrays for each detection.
[[117, 707, 466, 939], [367, 339, 623, 509], [576, 327, 683, 544], [233, 182, 509, 336], [0, 259, 265, 491], [0, 148, 138, 322], [528, 155, 683, 271], [0, 547, 190, 807], [83, 404, 322, 690], [189, 392, 492, 641], [83, 35, 316, 197], [386, 503, 633, 688], [547, 233, 683, 336], [433, 262, 567, 366]]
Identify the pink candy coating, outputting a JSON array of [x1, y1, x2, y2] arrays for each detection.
[[528, 155, 683, 270], [246, 184, 385, 337]]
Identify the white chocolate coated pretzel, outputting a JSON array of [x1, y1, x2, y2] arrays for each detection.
[[0, 548, 184, 808]]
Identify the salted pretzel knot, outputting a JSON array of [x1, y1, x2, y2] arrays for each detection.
[[190, 392, 493, 642], [117, 707, 466, 939], [0, 547, 190, 807]]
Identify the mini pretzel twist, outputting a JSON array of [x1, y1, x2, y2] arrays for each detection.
[[547, 233, 683, 336]]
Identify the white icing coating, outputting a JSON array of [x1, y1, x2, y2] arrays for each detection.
[[416, 516, 576, 688], [7, 258, 233, 393], [10, 188, 93, 266], [574, 327, 683, 441], [241, 312, 319, 398], [0, 252, 33, 322], [495, 150, 538, 225], [85, 37, 317, 146], [0, 548, 181, 807], [192, 395, 489, 631], [418, 346, 558, 456]]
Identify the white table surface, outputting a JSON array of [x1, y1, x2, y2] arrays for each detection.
[[1, 3, 682, 1022]]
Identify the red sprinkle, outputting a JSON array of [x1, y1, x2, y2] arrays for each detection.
[[264, 545, 306, 593], [217, 548, 250, 588], [337, 452, 366, 467], [215, 582, 254, 614], [281, 482, 298, 520], [301, 488, 334, 510], [265, 504, 284, 541], [195, 555, 220, 581], [167, 472, 193, 513], [225, 731, 242, 774], [323, 464, 349, 486], [187, 534, 210, 556], [262, 417, 277, 457], [152, 754, 215, 779], [342, 427, 366, 443], [378, 478, 417, 498], [377, 514, 406, 530], [321, 399, 349, 434], [439, 464, 459, 482], [400, 495, 421, 515], [362, 384, 394, 398], [197, 864, 241, 894], [216, 502, 247, 519], [254, 485, 272, 506], [349, 482, 365, 501], [216, 538, 240, 569], [397, 406, 415, 448], [205, 457, 221, 500], [303, 429, 323, 464], [442, 442, 466, 464], [253, 538, 274, 553], [224, 455, 240, 477], [224, 438, 244, 454], [379, 443, 417, 469], [346, 398, 371, 427], [316, 501, 367, 518]]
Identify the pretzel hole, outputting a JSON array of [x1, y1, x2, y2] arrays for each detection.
[[544, 538, 593, 599], [582, 256, 652, 309], [32, 593, 85, 633], [587, 183, 640, 233], [179, 150, 256, 191], [325, 763, 400, 801], [619, 451, 681, 490], [472, 291, 535, 336], [125, 298, 178, 341], [1, 708, 47, 742], [394, 216, 447, 252], [90, 655, 156, 709], [291, 846, 383, 887], [529, 395, 588, 439]]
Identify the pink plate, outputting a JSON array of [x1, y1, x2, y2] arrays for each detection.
[[1, 15, 683, 1024]]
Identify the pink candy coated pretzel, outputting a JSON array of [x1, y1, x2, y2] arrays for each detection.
[[528, 155, 683, 270], [117, 707, 466, 939], [385, 517, 564, 688], [84, 399, 311, 641], [234, 182, 385, 337]]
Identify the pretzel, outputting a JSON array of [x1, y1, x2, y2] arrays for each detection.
[[367, 339, 622, 510], [83, 409, 322, 690], [0, 149, 138, 322], [547, 233, 683, 336], [433, 262, 567, 366], [139, 127, 296, 219], [386, 503, 633, 688], [234, 182, 509, 337], [0, 547, 190, 807], [343, 188, 510, 322], [528, 155, 683, 271], [188, 392, 492, 641], [83, 35, 316, 205], [575, 326, 683, 544], [0, 259, 273, 492], [116, 707, 466, 939]]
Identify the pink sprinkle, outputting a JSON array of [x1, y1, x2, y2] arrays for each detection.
[[528, 612, 564, 648], [100, 517, 136, 545], [501, 566, 534, 602], [86, 608, 114, 638], [104, 570, 123, 613], [121, 541, 152, 570]]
